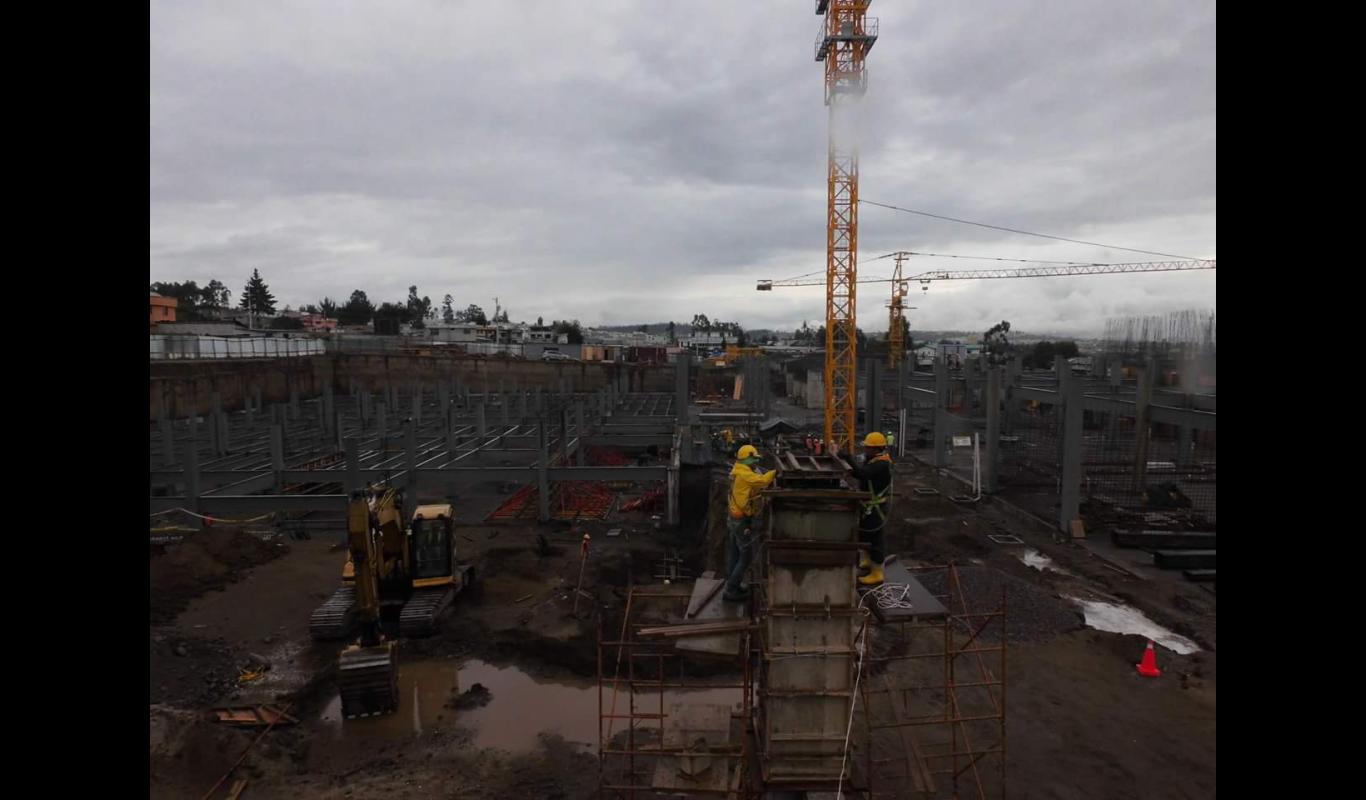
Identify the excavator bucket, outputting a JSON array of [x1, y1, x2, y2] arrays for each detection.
[[338, 641, 398, 718]]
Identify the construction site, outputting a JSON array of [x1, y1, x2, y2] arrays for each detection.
[[150, 3, 1215, 799]]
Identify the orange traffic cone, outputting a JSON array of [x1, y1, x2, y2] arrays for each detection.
[[1135, 640, 1162, 677]]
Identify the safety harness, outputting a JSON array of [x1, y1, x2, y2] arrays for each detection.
[[861, 452, 895, 531]]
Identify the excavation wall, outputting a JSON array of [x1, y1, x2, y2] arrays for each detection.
[[150, 354, 674, 420]]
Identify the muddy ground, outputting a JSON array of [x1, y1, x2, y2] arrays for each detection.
[[149, 460, 1214, 799]]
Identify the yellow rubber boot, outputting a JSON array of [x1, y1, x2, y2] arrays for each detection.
[[858, 565, 885, 586], [858, 553, 872, 571]]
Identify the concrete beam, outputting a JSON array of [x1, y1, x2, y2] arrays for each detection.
[[1059, 376, 1083, 534]]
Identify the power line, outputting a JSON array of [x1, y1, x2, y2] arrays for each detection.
[[872, 251, 1152, 266], [860, 199, 1202, 260]]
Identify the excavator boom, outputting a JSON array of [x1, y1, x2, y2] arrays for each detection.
[[337, 489, 399, 718]]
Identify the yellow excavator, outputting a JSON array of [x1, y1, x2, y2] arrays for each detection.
[[312, 485, 474, 716], [311, 486, 474, 643]]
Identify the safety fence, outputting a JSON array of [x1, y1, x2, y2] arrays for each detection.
[[150, 335, 325, 360]]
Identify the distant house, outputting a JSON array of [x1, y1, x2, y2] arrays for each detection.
[[150, 293, 178, 327], [300, 313, 337, 332]]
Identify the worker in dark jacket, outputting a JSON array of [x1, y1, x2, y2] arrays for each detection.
[[847, 432, 894, 586]]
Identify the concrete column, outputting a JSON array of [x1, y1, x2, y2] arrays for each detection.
[[405, 421, 418, 499], [896, 356, 908, 425], [675, 352, 690, 420], [377, 402, 388, 449], [412, 391, 421, 425], [1133, 357, 1156, 489], [270, 424, 284, 490], [933, 357, 948, 468], [184, 438, 201, 527], [963, 358, 977, 415], [446, 407, 459, 457], [1054, 355, 1069, 393], [1059, 376, 1084, 533], [438, 382, 449, 412], [559, 407, 570, 464], [667, 465, 679, 526], [984, 368, 1001, 493], [208, 392, 222, 455], [289, 384, 300, 420], [501, 392, 510, 427], [536, 422, 550, 522], [243, 400, 254, 434], [323, 384, 335, 432], [574, 400, 586, 465], [253, 385, 263, 414], [1176, 395, 1194, 467], [345, 437, 360, 494], [160, 418, 175, 468], [476, 401, 487, 443]]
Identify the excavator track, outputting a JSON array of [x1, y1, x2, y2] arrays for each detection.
[[338, 642, 398, 718], [309, 587, 357, 640], [398, 586, 457, 638]]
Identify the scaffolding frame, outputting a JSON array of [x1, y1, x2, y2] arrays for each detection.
[[597, 586, 756, 799], [860, 563, 1007, 799]]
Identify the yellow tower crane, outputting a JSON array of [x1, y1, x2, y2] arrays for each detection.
[[887, 252, 911, 369], [816, 0, 878, 453]]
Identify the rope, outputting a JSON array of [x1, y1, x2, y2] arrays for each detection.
[[861, 582, 918, 611], [149, 507, 276, 525], [836, 600, 874, 800]]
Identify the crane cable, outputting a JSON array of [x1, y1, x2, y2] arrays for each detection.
[[860, 199, 1202, 260]]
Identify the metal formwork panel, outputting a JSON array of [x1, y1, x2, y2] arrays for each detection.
[[758, 487, 864, 788], [766, 564, 857, 608]]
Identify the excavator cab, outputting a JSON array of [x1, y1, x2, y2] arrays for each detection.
[[410, 505, 455, 581]]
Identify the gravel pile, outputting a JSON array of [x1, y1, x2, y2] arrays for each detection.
[[916, 565, 1083, 644]]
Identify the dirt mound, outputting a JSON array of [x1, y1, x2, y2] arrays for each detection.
[[150, 528, 288, 623], [196, 527, 284, 570]]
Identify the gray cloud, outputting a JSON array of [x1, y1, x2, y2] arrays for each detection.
[[151, 0, 1215, 335]]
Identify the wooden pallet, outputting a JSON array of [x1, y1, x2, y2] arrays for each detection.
[[210, 705, 298, 728]]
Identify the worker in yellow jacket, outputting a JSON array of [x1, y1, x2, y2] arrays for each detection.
[[724, 444, 777, 601]]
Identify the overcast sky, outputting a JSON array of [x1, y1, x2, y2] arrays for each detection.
[[150, 1, 1215, 336]]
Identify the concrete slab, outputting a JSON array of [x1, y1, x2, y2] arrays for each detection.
[[676, 578, 744, 656]]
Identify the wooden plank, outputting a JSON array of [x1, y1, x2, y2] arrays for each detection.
[[226, 779, 248, 800], [211, 705, 299, 727], [638, 620, 752, 638]]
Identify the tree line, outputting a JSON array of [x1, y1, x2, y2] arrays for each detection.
[[151, 269, 532, 332]]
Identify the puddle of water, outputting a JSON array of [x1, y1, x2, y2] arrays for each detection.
[[317, 658, 743, 753], [1064, 596, 1200, 654], [1019, 548, 1075, 577]]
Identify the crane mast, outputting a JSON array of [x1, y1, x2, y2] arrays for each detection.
[[817, 0, 878, 452]]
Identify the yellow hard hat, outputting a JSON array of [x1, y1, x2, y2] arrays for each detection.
[[863, 432, 888, 448], [736, 444, 760, 461]]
